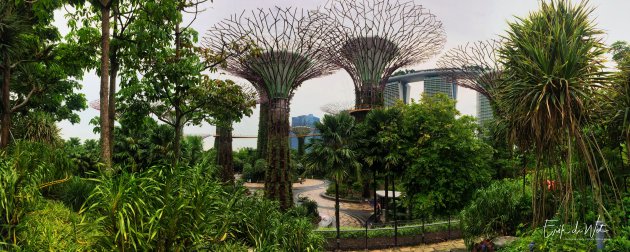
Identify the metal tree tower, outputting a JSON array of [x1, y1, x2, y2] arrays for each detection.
[[437, 39, 502, 124], [205, 7, 337, 209], [318, 0, 446, 118]]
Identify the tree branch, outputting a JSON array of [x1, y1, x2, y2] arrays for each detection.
[[11, 86, 38, 112]]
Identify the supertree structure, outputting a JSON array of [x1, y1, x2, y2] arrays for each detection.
[[320, 101, 353, 115], [437, 39, 502, 124], [291, 126, 312, 157], [437, 39, 502, 102], [204, 7, 338, 210], [317, 0, 446, 118]]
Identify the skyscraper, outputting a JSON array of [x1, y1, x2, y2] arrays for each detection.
[[477, 93, 493, 125], [423, 76, 457, 100], [383, 81, 410, 107]]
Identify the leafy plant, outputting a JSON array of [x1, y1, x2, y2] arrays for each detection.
[[81, 171, 162, 251], [460, 178, 532, 248], [15, 200, 96, 251]]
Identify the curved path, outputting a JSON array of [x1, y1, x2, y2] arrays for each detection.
[[244, 179, 373, 227]]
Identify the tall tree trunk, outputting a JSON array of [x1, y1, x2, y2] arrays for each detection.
[[297, 136, 305, 157], [108, 12, 119, 160], [351, 84, 383, 122], [257, 102, 269, 159], [335, 180, 341, 251], [392, 177, 398, 245], [173, 117, 183, 166], [108, 47, 118, 159], [217, 124, 234, 184], [264, 98, 292, 210], [1, 57, 11, 148], [99, 3, 112, 170], [373, 168, 377, 218], [384, 172, 389, 213]]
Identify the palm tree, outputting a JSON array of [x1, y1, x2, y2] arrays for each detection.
[[306, 112, 360, 250], [497, 0, 613, 224], [355, 108, 403, 220]]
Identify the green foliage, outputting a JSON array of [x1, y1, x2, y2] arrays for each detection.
[[64, 138, 101, 175], [497, 0, 612, 225], [11, 111, 62, 145], [81, 171, 163, 251], [181, 135, 205, 166], [46, 176, 95, 212], [500, 227, 597, 252], [460, 178, 532, 248], [296, 197, 320, 224], [0, 156, 40, 247], [398, 94, 493, 217], [0, 0, 87, 123], [318, 221, 451, 239], [611, 41, 630, 64], [0, 141, 77, 247], [15, 200, 96, 251], [243, 158, 267, 182], [78, 164, 324, 251], [228, 195, 324, 251], [306, 112, 360, 183]]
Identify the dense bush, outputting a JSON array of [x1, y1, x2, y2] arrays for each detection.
[[0, 141, 80, 249], [397, 94, 494, 217], [1, 142, 324, 251], [324, 181, 363, 200], [79, 165, 323, 251], [460, 178, 532, 248], [15, 200, 96, 251], [296, 196, 321, 224], [243, 158, 267, 182]]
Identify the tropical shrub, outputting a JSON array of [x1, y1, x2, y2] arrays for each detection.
[[15, 200, 96, 251], [80, 171, 163, 251], [78, 164, 324, 251], [399, 94, 493, 218], [11, 112, 63, 146], [0, 158, 40, 248], [296, 197, 320, 224], [1, 141, 77, 248], [460, 178, 532, 248], [243, 158, 267, 182], [46, 176, 95, 212]]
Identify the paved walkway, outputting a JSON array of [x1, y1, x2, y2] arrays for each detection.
[[349, 239, 466, 252], [243, 178, 372, 227]]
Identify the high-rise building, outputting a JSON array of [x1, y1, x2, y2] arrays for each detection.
[[387, 69, 502, 126], [384, 81, 411, 107], [423, 76, 457, 100], [477, 93, 493, 125], [290, 114, 320, 149]]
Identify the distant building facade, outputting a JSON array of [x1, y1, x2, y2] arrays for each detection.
[[383, 81, 411, 107], [290, 114, 320, 150], [385, 69, 500, 125], [477, 93, 493, 125], [384, 69, 459, 107], [423, 76, 458, 100]]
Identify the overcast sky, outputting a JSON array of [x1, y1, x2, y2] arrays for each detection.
[[55, 0, 630, 149]]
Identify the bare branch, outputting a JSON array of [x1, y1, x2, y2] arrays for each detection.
[[436, 39, 503, 101]]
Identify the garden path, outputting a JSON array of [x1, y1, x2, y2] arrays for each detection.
[[243, 178, 373, 227], [348, 239, 466, 252]]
